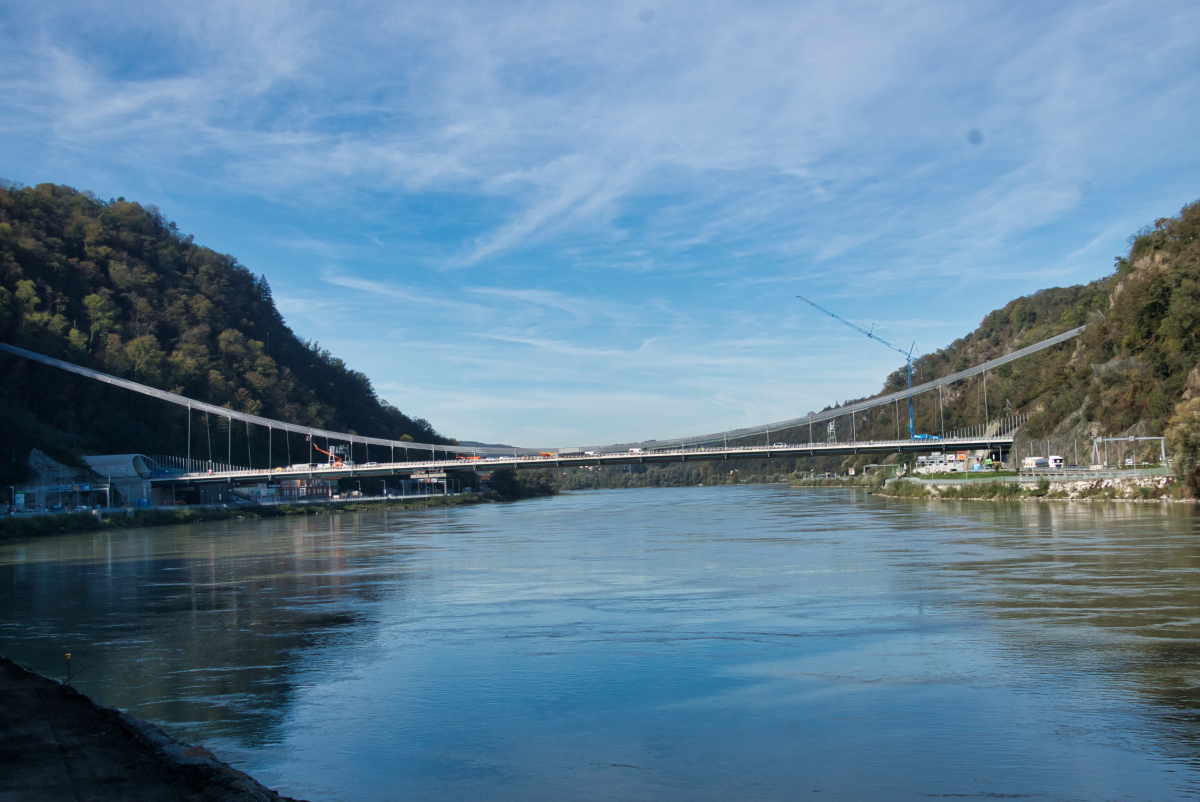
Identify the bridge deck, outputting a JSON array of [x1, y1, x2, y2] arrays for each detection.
[[152, 436, 1013, 486]]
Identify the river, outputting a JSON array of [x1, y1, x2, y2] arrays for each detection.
[[2, 486, 1199, 800]]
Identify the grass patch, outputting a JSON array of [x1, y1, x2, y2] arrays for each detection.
[[937, 482, 1023, 500]]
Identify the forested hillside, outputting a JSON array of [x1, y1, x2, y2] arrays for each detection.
[[871, 201, 1200, 445], [0, 182, 451, 483], [713, 199, 1200, 487]]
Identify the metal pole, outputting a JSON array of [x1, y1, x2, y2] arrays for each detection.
[[939, 386, 944, 438], [983, 371, 988, 427], [186, 403, 191, 464]]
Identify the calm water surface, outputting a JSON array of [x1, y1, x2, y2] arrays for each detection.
[[3, 486, 1200, 800]]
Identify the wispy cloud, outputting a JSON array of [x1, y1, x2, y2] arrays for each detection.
[[2, 0, 1198, 443], [466, 286, 590, 316], [320, 273, 483, 313]]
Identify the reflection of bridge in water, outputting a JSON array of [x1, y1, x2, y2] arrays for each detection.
[[1, 325, 1082, 492]]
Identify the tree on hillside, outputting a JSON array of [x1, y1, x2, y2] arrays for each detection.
[[1166, 397, 1200, 495], [0, 181, 451, 483]]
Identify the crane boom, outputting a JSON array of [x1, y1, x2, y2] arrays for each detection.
[[796, 295, 913, 360], [797, 295, 934, 441], [307, 435, 346, 466]]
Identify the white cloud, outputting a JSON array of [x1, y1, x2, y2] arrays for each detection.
[[2, 0, 1198, 443]]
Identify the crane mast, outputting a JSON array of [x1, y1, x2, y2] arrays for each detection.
[[797, 295, 934, 440]]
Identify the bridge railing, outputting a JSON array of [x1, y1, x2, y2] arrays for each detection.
[[159, 432, 1020, 481]]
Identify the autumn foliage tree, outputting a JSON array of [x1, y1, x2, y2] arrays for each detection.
[[0, 181, 450, 481]]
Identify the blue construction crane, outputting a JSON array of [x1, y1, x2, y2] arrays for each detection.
[[797, 295, 937, 440]]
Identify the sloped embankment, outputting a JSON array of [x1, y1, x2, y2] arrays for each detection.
[[0, 653, 304, 801]]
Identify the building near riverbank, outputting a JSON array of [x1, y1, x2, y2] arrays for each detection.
[[279, 476, 334, 500]]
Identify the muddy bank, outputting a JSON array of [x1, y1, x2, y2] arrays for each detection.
[[0, 653, 305, 801]]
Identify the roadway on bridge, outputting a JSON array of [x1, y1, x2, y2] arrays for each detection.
[[152, 435, 1015, 486]]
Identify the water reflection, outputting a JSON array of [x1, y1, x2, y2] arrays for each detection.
[[1, 489, 1199, 800], [0, 512, 418, 745], [891, 498, 1200, 762]]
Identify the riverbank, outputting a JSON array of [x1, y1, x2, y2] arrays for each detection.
[[0, 492, 501, 540], [788, 475, 887, 489], [0, 653, 303, 801], [877, 475, 1191, 502]]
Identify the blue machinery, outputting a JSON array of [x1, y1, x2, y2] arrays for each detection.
[[797, 295, 936, 441]]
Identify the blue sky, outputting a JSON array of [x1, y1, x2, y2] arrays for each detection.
[[2, 1, 1199, 447]]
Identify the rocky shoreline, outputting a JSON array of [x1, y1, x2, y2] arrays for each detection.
[[877, 475, 1191, 503]]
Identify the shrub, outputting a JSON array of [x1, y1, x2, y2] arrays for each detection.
[[1166, 397, 1200, 496]]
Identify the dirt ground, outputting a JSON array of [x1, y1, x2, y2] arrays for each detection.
[[0, 654, 306, 801]]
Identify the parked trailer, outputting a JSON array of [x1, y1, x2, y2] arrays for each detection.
[[1022, 456, 1064, 470]]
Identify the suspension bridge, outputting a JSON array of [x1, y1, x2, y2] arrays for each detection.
[[1, 324, 1082, 497]]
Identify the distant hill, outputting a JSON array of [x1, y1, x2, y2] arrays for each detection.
[[774, 197, 1200, 481], [903, 199, 1199, 440], [564, 198, 1200, 492], [0, 181, 452, 484]]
